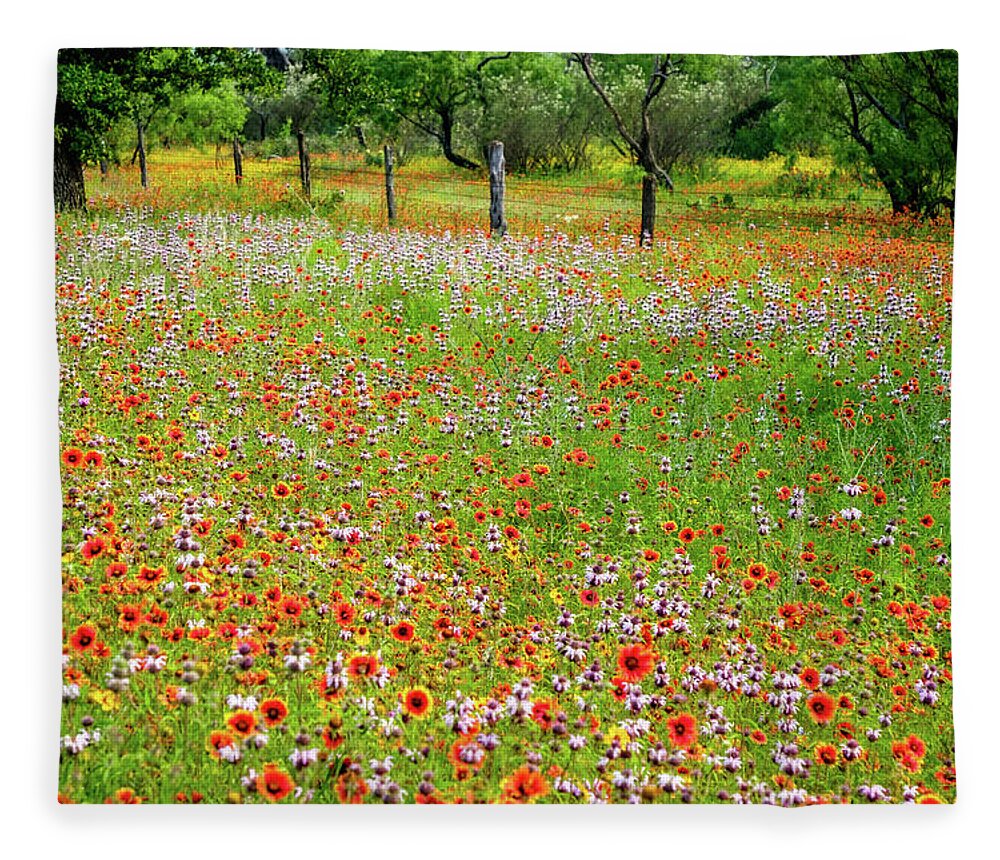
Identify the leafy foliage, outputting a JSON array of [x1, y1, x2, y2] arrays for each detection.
[[56, 49, 958, 220], [475, 53, 595, 172]]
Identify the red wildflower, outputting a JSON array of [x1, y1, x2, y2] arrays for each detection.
[[502, 766, 549, 803], [806, 692, 837, 724], [257, 765, 295, 802], [391, 621, 415, 642], [62, 448, 84, 468], [667, 713, 697, 748], [403, 687, 433, 718], [69, 624, 96, 652], [347, 654, 379, 678], [226, 710, 257, 737], [616, 644, 656, 683], [259, 698, 289, 728]]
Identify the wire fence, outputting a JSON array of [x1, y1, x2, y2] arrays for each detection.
[[81, 143, 955, 242]]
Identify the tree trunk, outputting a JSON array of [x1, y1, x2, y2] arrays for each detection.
[[384, 145, 397, 223], [137, 121, 148, 189], [640, 174, 657, 246], [639, 150, 673, 191], [440, 110, 479, 170], [233, 137, 244, 186], [54, 136, 86, 212], [488, 141, 507, 238], [296, 129, 311, 199], [573, 52, 674, 190], [355, 125, 368, 150]]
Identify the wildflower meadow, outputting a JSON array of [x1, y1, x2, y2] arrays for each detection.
[[56, 200, 953, 805], [53, 45, 957, 807]]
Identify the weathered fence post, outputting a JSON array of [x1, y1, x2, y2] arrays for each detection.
[[233, 136, 244, 186], [296, 129, 311, 199], [489, 140, 507, 238], [384, 144, 397, 223], [640, 174, 657, 246]]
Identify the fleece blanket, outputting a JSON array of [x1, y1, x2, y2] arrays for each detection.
[[55, 47, 956, 805]]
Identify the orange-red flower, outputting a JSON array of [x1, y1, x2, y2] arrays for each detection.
[[799, 666, 821, 690], [815, 744, 839, 765], [332, 601, 355, 627], [391, 620, 415, 642], [667, 713, 697, 748], [80, 538, 106, 561], [509, 471, 536, 489], [62, 448, 84, 468], [335, 771, 368, 804], [257, 764, 295, 802], [107, 788, 143, 804], [501, 766, 549, 802], [403, 687, 433, 718], [806, 692, 837, 724], [206, 731, 238, 758], [136, 565, 164, 586], [227, 710, 257, 737], [530, 699, 556, 730], [347, 653, 379, 678], [616, 644, 655, 683], [259, 698, 289, 728], [69, 624, 97, 652]]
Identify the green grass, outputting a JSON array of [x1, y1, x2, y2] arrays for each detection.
[[56, 159, 954, 805]]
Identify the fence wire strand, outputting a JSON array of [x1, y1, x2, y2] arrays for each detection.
[[82, 147, 954, 242]]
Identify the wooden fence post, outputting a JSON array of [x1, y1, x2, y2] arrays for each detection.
[[640, 174, 657, 246], [233, 136, 243, 186], [489, 140, 507, 238], [384, 144, 397, 223], [296, 129, 311, 199]]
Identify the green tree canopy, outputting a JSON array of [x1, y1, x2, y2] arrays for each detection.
[[748, 52, 958, 216], [55, 48, 275, 209]]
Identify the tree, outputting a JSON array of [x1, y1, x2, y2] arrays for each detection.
[[378, 51, 511, 171], [296, 49, 385, 127], [830, 51, 957, 217], [267, 62, 320, 195], [55, 48, 273, 210], [752, 52, 958, 217], [474, 52, 596, 173], [55, 50, 130, 210], [152, 83, 249, 149], [263, 49, 385, 197], [570, 53, 683, 189], [244, 49, 289, 141]]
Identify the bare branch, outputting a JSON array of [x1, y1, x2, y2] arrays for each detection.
[[571, 53, 643, 160]]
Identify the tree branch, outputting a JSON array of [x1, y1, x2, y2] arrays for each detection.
[[843, 80, 875, 156], [394, 108, 443, 143], [571, 53, 643, 160], [838, 57, 908, 135], [476, 52, 512, 72]]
